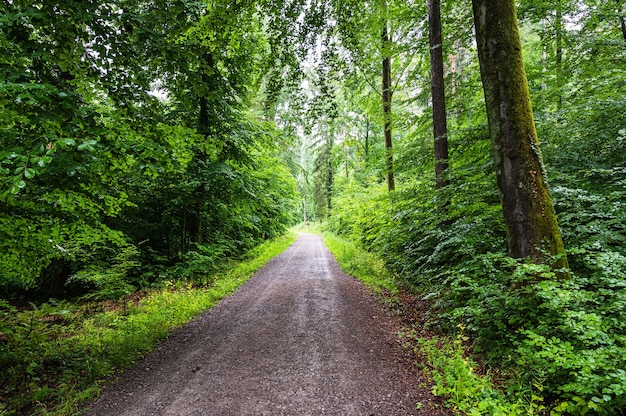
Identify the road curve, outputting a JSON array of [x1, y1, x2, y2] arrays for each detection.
[[82, 233, 447, 415]]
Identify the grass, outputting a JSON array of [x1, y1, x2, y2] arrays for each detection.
[[0, 233, 295, 416], [322, 232, 397, 295]]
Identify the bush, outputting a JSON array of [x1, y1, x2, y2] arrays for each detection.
[[66, 245, 141, 301]]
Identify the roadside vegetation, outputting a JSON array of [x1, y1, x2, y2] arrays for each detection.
[[0, 234, 295, 416]]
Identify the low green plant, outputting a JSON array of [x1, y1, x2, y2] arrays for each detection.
[[0, 233, 295, 415], [65, 244, 141, 301], [323, 232, 397, 295], [405, 331, 546, 415]]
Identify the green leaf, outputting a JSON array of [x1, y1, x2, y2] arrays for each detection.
[[23, 168, 35, 179], [77, 139, 98, 152], [59, 138, 76, 147], [9, 180, 26, 194]]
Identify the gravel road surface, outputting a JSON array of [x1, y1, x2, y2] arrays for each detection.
[[82, 233, 448, 415]]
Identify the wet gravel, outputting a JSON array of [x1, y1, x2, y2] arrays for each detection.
[[81, 234, 450, 415]]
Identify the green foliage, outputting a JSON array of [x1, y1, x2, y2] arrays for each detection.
[[323, 231, 397, 294], [66, 245, 141, 302], [328, 182, 392, 248], [0, 234, 295, 415], [2, 0, 626, 413], [0, 0, 299, 300], [406, 333, 546, 415]]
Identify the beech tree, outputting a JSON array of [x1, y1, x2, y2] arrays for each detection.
[[471, 0, 568, 269], [381, 1, 395, 192], [427, 0, 449, 193]]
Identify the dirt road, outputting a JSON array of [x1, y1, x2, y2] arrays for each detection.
[[82, 234, 448, 415]]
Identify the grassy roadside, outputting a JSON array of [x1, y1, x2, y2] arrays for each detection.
[[0, 233, 296, 416], [323, 232, 397, 295], [322, 231, 539, 415]]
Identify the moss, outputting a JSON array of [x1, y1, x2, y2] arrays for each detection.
[[472, 0, 569, 273]]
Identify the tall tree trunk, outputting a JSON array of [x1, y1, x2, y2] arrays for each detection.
[[428, 0, 450, 193], [471, 0, 569, 270], [188, 52, 216, 245], [326, 137, 334, 214], [382, 16, 395, 192], [364, 115, 370, 161], [555, 0, 563, 109], [617, 0, 626, 44], [541, 19, 548, 91], [343, 125, 349, 178]]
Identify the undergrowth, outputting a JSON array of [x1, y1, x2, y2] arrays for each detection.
[[0, 233, 295, 416], [323, 232, 397, 295]]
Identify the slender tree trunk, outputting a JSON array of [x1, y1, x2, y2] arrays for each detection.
[[343, 125, 349, 178], [182, 211, 187, 254], [555, 0, 563, 109], [617, 0, 626, 44], [471, 0, 569, 270], [382, 16, 395, 192], [189, 52, 216, 245], [541, 19, 548, 91], [449, 39, 461, 94], [326, 140, 333, 214], [364, 115, 370, 161], [428, 0, 449, 192]]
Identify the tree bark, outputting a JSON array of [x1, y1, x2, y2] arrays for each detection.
[[617, 0, 626, 44], [382, 17, 395, 192], [343, 125, 349, 178], [364, 115, 370, 161], [326, 138, 334, 215], [471, 0, 568, 270], [188, 52, 216, 246], [555, 0, 563, 109], [428, 0, 449, 192]]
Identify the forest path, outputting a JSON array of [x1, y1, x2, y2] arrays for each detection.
[[82, 234, 448, 415]]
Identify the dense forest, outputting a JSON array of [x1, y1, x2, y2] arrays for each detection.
[[1, 0, 625, 414]]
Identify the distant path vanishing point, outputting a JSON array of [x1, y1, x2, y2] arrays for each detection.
[[82, 233, 449, 416]]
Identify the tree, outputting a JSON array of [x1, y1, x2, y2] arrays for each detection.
[[331, 0, 421, 192], [381, 1, 395, 192], [471, 0, 568, 269], [427, 0, 449, 193]]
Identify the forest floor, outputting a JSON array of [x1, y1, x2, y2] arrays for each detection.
[[81, 234, 450, 416]]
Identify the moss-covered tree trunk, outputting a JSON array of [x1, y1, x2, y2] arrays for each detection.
[[471, 0, 568, 269]]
